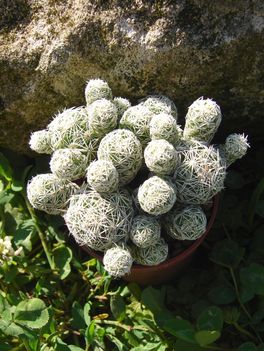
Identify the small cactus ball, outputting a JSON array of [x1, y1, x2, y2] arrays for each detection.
[[164, 205, 207, 240], [113, 97, 131, 120], [85, 79, 113, 104], [149, 113, 181, 144], [144, 139, 179, 175], [138, 176, 177, 215], [130, 215, 161, 248], [142, 95, 178, 120], [27, 174, 77, 215], [88, 99, 118, 137], [119, 105, 154, 145], [48, 107, 90, 150], [103, 246, 133, 277], [50, 148, 89, 180], [184, 97, 222, 143], [97, 129, 143, 185], [223, 133, 250, 167], [29, 130, 52, 154], [133, 238, 168, 266], [87, 160, 119, 193]]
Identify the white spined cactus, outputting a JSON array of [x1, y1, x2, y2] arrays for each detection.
[[130, 215, 161, 248], [88, 99, 118, 137], [164, 205, 207, 240], [29, 130, 52, 154], [48, 107, 91, 151], [50, 148, 89, 180], [64, 189, 133, 251], [113, 97, 131, 120], [222, 133, 250, 167], [119, 105, 154, 146], [149, 113, 182, 145], [138, 176, 177, 215], [183, 97, 222, 143], [144, 139, 179, 176], [27, 174, 77, 215], [174, 141, 226, 204], [133, 238, 168, 266], [85, 79, 112, 104], [97, 129, 143, 185], [87, 160, 119, 193], [103, 246, 133, 277], [141, 95, 178, 120]]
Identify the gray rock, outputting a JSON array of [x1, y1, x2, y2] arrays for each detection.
[[0, 0, 263, 153]]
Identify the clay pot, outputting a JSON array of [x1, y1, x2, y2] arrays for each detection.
[[83, 196, 219, 285]]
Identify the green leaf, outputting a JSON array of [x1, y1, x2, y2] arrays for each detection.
[[84, 302, 91, 326], [0, 343, 12, 351], [240, 284, 255, 303], [156, 313, 196, 344], [240, 263, 264, 295], [107, 333, 127, 351], [71, 301, 86, 329], [208, 285, 236, 305], [0, 318, 26, 336], [141, 287, 165, 313], [110, 294, 126, 321], [0, 295, 10, 313], [197, 306, 223, 331], [195, 330, 221, 347], [11, 179, 23, 192], [0, 153, 13, 181], [238, 342, 257, 351], [173, 340, 204, 351], [209, 239, 244, 268], [248, 177, 264, 226], [85, 320, 95, 345], [0, 190, 15, 205], [53, 245, 72, 280], [55, 340, 84, 351], [14, 298, 49, 329]]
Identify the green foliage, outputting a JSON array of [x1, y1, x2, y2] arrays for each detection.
[[0, 143, 264, 350]]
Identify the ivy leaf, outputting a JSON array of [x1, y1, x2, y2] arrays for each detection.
[[238, 342, 257, 351], [197, 306, 223, 331], [208, 285, 236, 305], [240, 263, 264, 295], [209, 239, 244, 268], [14, 298, 49, 329], [195, 330, 221, 347], [110, 294, 126, 321], [53, 245, 72, 280]]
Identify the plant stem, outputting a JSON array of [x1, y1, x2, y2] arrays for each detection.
[[24, 197, 54, 270], [229, 267, 262, 343]]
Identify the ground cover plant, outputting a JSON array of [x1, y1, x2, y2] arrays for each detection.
[[0, 133, 264, 350]]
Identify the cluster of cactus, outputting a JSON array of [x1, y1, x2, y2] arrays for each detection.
[[27, 78, 250, 278]]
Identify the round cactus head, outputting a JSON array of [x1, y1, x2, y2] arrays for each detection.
[[87, 160, 119, 194], [103, 245, 133, 277], [85, 79, 112, 104]]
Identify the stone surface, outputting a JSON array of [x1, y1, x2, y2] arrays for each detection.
[[0, 0, 263, 153]]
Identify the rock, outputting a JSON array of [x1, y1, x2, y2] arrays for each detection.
[[0, 0, 263, 153]]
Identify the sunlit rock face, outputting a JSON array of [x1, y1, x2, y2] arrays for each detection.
[[0, 0, 263, 153]]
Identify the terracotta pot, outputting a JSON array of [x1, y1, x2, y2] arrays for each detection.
[[83, 195, 219, 285]]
